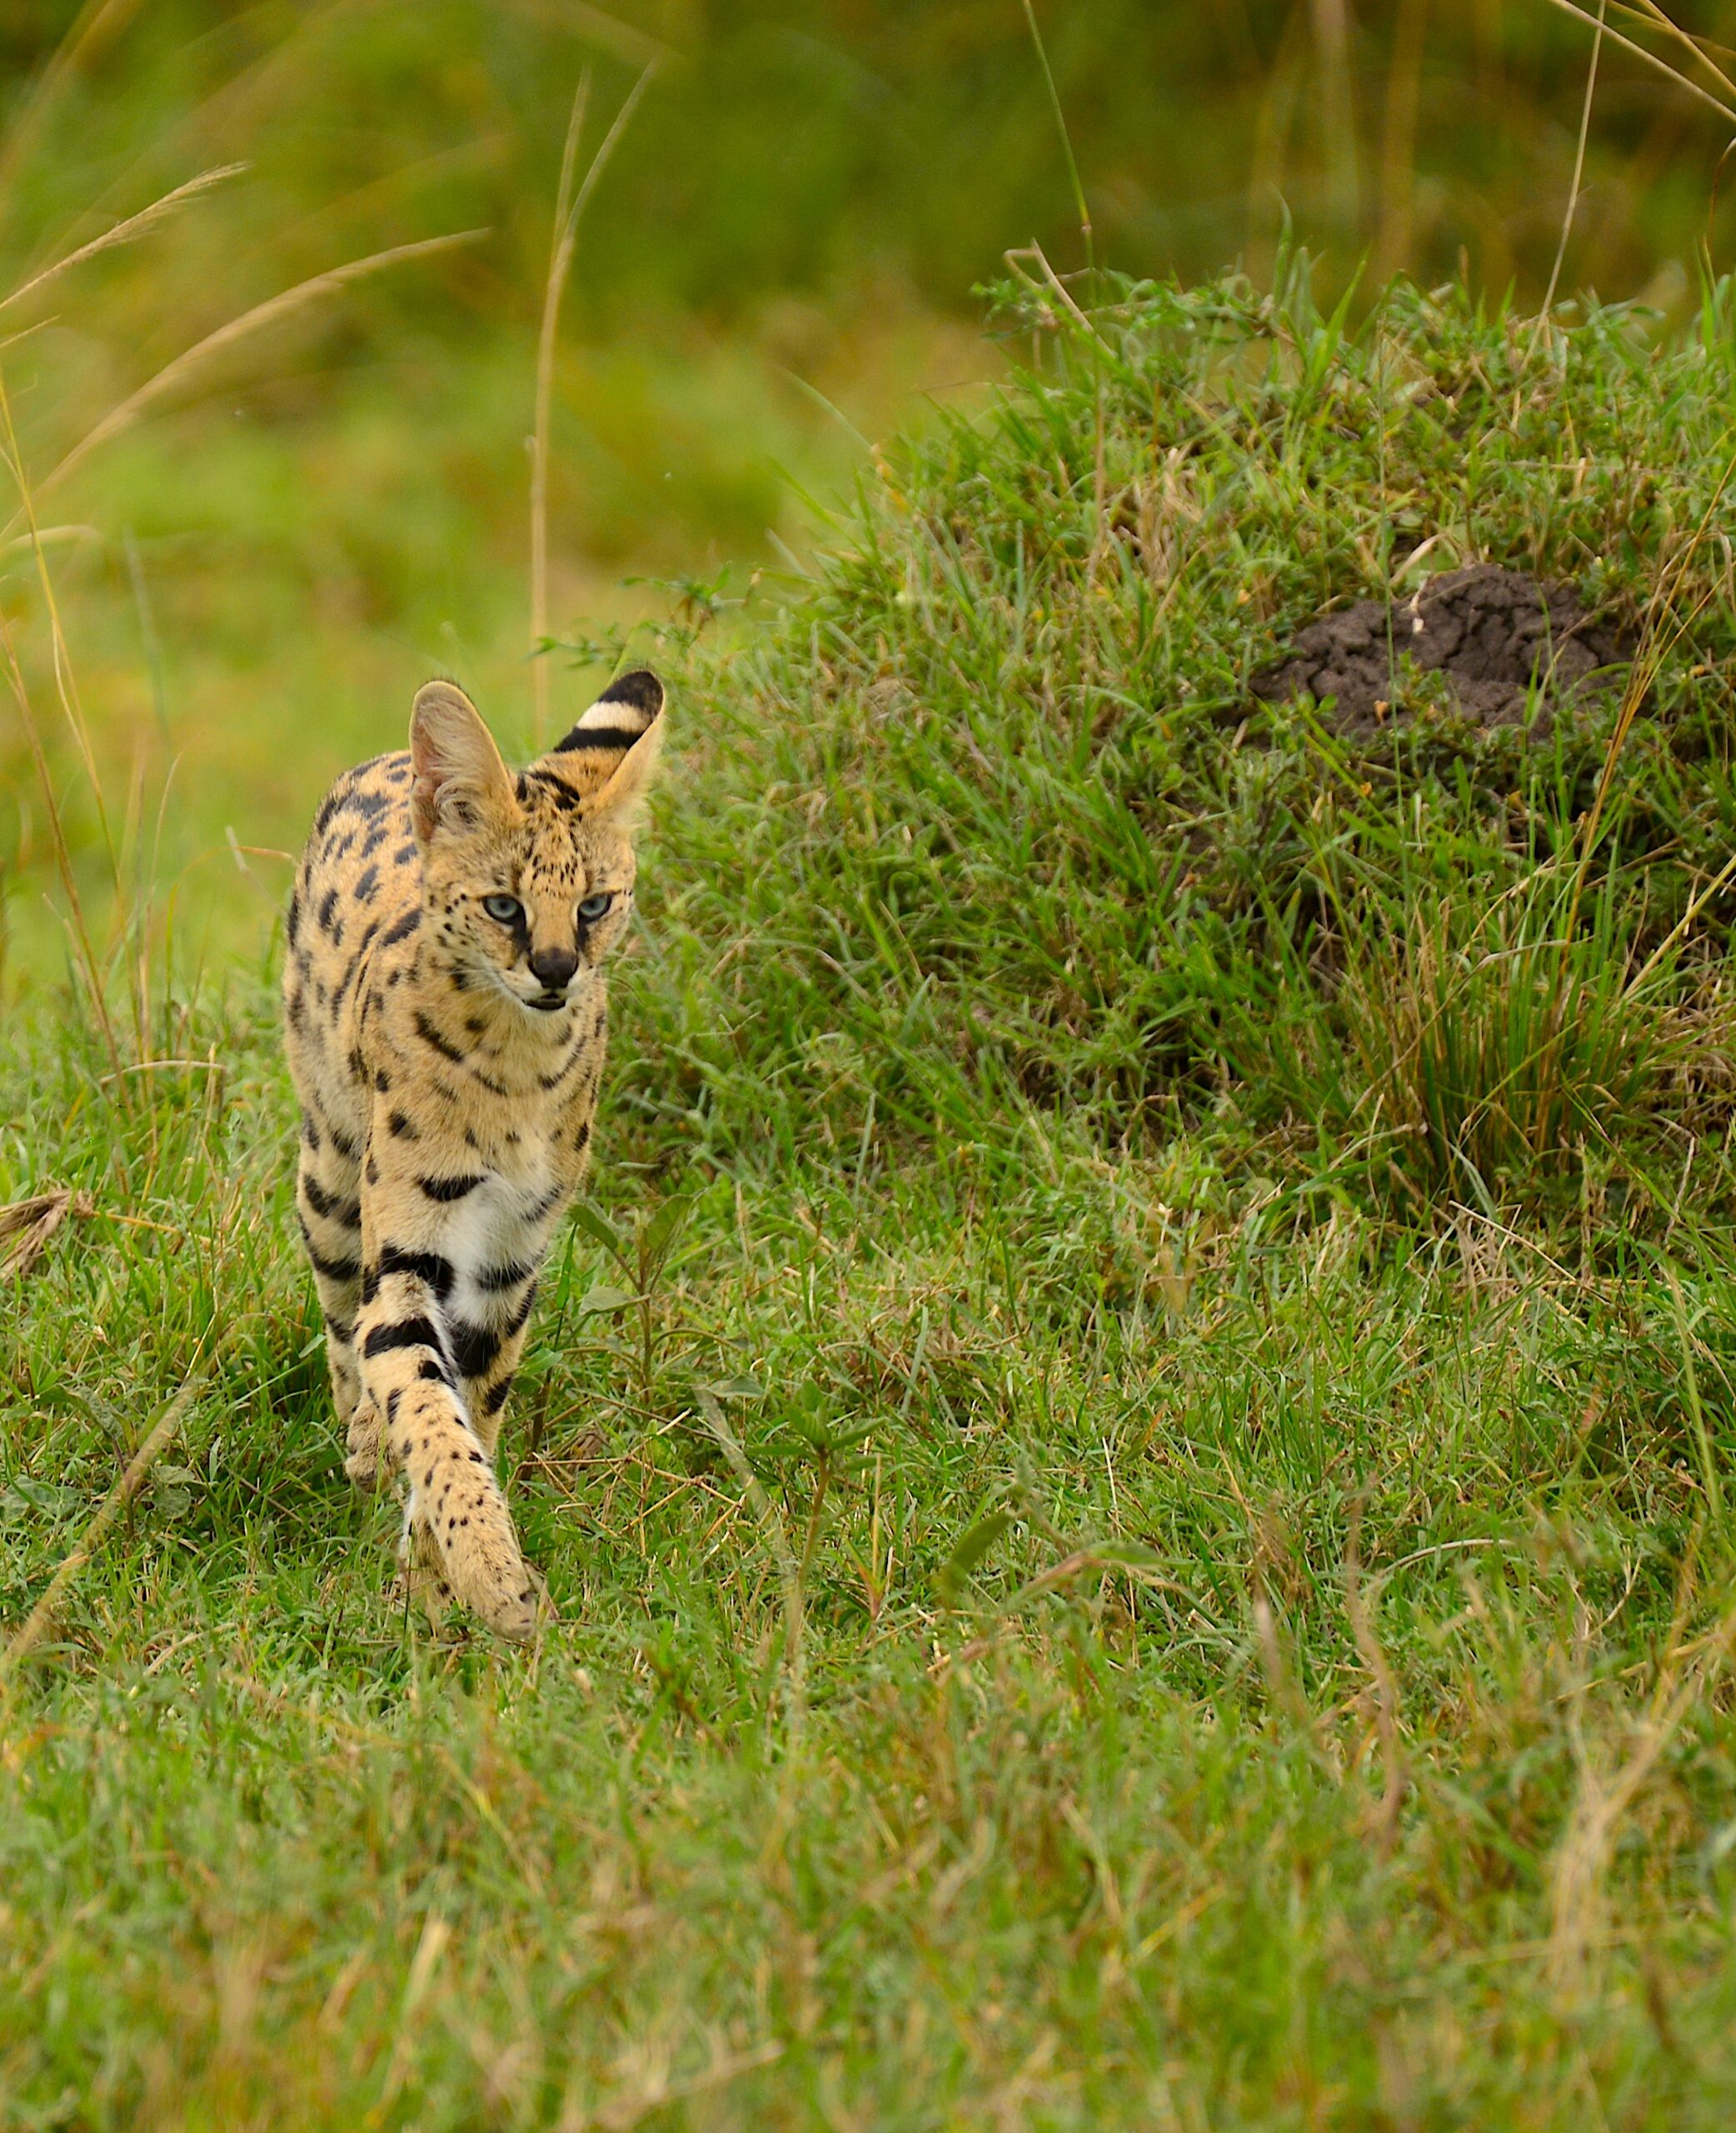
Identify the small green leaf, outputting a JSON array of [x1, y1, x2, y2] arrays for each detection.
[[773, 1416, 875, 1461], [55, 1388, 123, 1436], [641, 1189, 702, 1270], [6, 1477, 83, 1516], [701, 1376, 764, 1401], [568, 1203, 625, 1259], [936, 1509, 1013, 1605], [576, 1284, 639, 1316]]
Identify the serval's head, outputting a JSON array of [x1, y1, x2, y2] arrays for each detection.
[[408, 670, 664, 1014]]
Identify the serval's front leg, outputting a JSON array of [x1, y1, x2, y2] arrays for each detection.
[[398, 1271, 542, 1621], [352, 1197, 539, 1642]]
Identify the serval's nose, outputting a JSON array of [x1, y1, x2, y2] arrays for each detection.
[[529, 945, 579, 991]]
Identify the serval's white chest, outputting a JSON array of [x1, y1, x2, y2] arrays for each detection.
[[436, 1141, 565, 1306]]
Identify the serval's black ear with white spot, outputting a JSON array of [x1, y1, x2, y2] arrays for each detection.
[[409, 680, 513, 842], [539, 668, 665, 826]]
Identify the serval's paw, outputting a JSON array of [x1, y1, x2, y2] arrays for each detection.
[[429, 1500, 541, 1643], [344, 1397, 387, 1488]]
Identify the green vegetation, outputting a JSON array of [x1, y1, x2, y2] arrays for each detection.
[[9, 0, 1736, 979], [17, 3, 1736, 2126], [11, 266, 1736, 2124]]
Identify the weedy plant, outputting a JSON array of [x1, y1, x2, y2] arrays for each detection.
[[565, 1182, 715, 1415]]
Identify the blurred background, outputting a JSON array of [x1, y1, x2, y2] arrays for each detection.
[[6, 0, 1736, 983]]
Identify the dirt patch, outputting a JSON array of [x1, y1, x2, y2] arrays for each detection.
[[1250, 565, 1632, 742]]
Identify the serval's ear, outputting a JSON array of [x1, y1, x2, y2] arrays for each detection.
[[409, 680, 513, 841], [539, 668, 665, 827]]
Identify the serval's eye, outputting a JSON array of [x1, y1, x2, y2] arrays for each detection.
[[577, 892, 612, 922], [482, 894, 522, 925]]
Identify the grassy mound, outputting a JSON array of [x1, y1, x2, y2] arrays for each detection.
[[12, 272, 1736, 2126], [631, 263, 1736, 1217]]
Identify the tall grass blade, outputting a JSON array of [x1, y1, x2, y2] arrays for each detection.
[[15, 229, 486, 518], [1538, 0, 1736, 122], [0, 162, 248, 317], [1537, 2, 1606, 331], [529, 64, 656, 745]]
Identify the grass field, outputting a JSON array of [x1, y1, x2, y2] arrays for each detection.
[[18, 5, 1736, 2126], [11, 261, 1736, 2125]]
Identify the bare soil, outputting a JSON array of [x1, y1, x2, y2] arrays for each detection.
[[1250, 564, 1632, 741]]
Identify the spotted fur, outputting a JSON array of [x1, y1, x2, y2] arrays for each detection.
[[283, 670, 664, 1640]]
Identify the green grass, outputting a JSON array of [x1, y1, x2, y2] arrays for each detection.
[[12, 270, 1736, 2126]]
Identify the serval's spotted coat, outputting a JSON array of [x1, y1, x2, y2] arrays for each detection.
[[283, 671, 663, 1639]]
